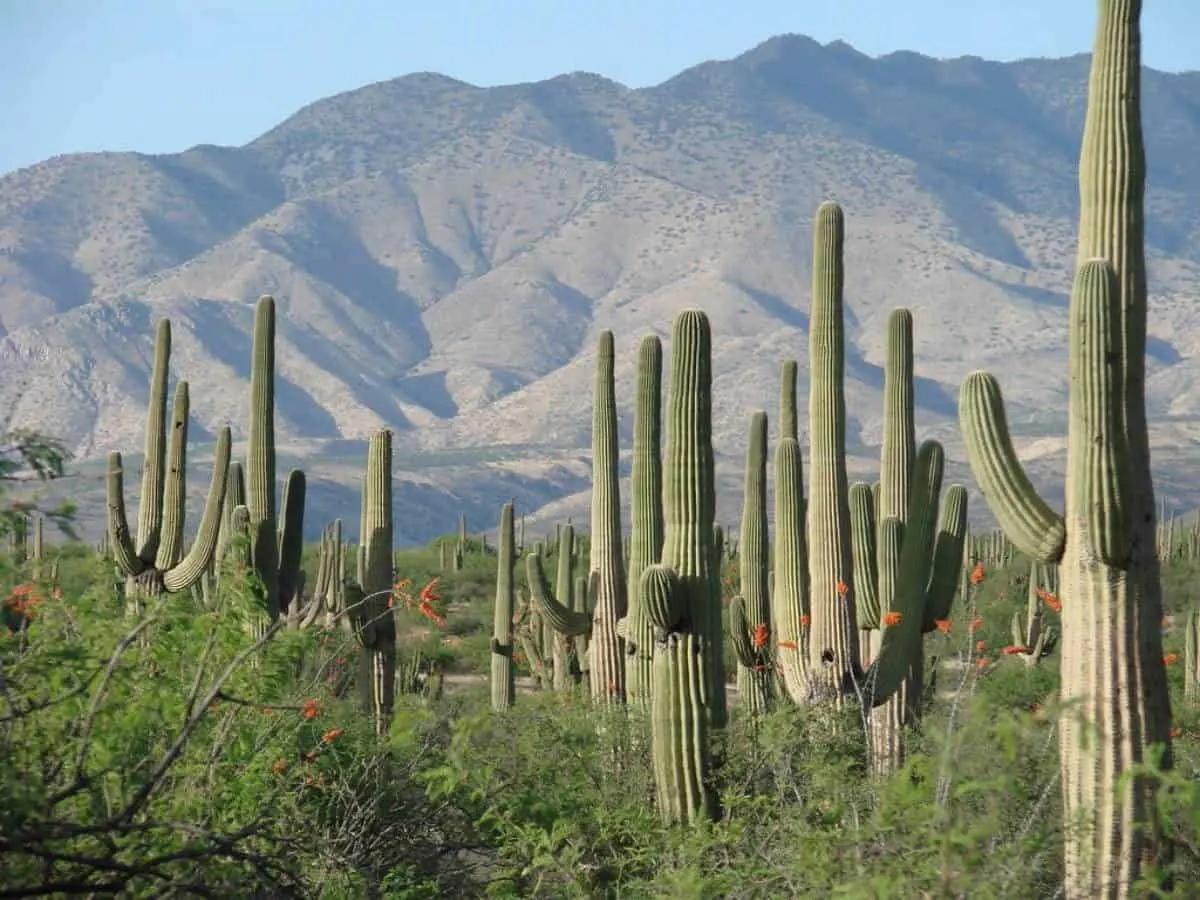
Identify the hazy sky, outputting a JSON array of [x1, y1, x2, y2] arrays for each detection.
[[3, 0, 1198, 175]]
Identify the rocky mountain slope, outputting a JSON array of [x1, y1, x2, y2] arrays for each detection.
[[3, 35, 1199, 543]]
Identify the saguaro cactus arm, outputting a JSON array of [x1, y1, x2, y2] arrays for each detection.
[[959, 373, 1066, 563], [526, 552, 591, 636]]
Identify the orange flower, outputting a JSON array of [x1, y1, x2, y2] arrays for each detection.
[[1001, 645, 1028, 656], [262, 707, 274, 716], [976, 640, 986, 652], [321, 728, 344, 743], [935, 619, 951, 634], [302, 750, 319, 764], [417, 578, 446, 626], [1164, 653, 1179, 665], [1037, 588, 1062, 613], [800, 614, 811, 628], [752, 622, 769, 649], [836, 579, 849, 598], [970, 563, 985, 586], [882, 611, 902, 627], [976, 656, 989, 669], [1170, 726, 1182, 739], [271, 758, 289, 775], [301, 698, 320, 719], [777, 640, 798, 650], [968, 616, 984, 633]]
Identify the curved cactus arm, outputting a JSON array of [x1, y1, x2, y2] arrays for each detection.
[[155, 381, 190, 570], [1068, 259, 1133, 567], [525, 552, 590, 636], [162, 426, 232, 593], [923, 484, 969, 629], [865, 441, 944, 707], [106, 452, 148, 578], [642, 564, 687, 638], [959, 372, 1066, 563], [729, 594, 771, 671], [849, 482, 880, 630]]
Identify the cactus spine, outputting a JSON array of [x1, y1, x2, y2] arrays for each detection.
[[730, 411, 773, 714], [491, 502, 516, 711], [805, 202, 858, 702], [648, 309, 720, 823], [624, 335, 664, 706], [587, 331, 628, 703]]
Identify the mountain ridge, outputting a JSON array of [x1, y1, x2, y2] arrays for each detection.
[[2, 33, 1199, 543]]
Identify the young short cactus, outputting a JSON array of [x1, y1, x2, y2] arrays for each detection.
[[1010, 560, 1059, 666]]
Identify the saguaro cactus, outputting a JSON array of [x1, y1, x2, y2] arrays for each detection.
[[350, 429, 395, 736], [244, 296, 304, 622], [959, 2, 1172, 894], [491, 502, 516, 711], [588, 331, 628, 703], [623, 334, 664, 706], [647, 309, 721, 823], [730, 411, 773, 713], [806, 202, 859, 702], [107, 323, 232, 608]]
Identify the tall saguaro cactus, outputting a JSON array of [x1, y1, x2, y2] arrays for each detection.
[[647, 309, 721, 823], [624, 335, 664, 706], [588, 331, 628, 703], [806, 202, 859, 702], [959, 2, 1171, 895]]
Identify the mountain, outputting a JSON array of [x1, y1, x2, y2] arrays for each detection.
[[3, 34, 1199, 544]]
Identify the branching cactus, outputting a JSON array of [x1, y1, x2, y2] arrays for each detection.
[[348, 429, 395, 736], [859, 442, 965, 712], [491, 502, 516, 711], [107, 320, 232, 611], [244, 296, 305, 623], [961, 265, 1169, 898], [646, 308, 721, 823], [1010, 560, 1059, 666], [588, 331, 628, 702], [849, 309, 968, 773], [960, 4, 1171, 891], [550, 524, 577, 690], [623, 335, 664, 707], [805, 202, 859, 703], [730, 411, 773, 714]]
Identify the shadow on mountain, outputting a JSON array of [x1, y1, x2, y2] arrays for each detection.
[[184, 302, 341, 437], [393, 371, 459, 419], [735, 282, 809, 331]]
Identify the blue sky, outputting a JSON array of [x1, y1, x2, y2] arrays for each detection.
[[3, 0, 1198, 176]]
